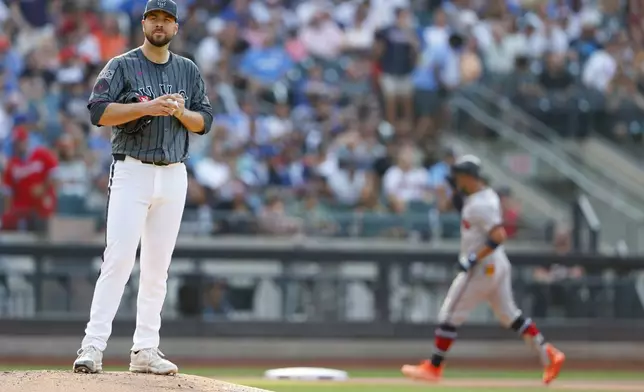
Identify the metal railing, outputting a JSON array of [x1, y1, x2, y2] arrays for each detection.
[[0, 242, 643, 341], [572, 194, 600, 253], [449, 95, 644, 253], [465, 83, 644, 203]]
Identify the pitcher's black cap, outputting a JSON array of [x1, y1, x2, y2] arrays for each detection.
[[144, 0, 178, 21]]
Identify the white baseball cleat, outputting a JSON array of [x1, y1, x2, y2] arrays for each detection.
[[73, 346, 103, 374], [129, 348, 178, 375]]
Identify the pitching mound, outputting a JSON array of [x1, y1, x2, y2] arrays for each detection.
[[0, 370, 273, 392]]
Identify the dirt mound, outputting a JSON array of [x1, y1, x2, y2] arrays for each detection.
[[0, 370, 273, 392]]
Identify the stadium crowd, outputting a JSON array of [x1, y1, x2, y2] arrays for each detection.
[[0, 0, 637, 241]]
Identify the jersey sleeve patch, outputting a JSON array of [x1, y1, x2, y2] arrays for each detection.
[[93, 79, 110, 95], [98, 69, 115, 79]]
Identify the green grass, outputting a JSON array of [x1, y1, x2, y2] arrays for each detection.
[[241, 387, 442, 392], [223, 381, 628, 392], [234, 386, 524, 392]]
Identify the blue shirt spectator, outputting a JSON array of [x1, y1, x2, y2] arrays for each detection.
[[428, 149, 456, 189], [0, 40, 24, 94], [219, 0, 253, 28], [570, 37, 601, 65], [412, 44, 447, 91], [102, 0, 148, 14], [428, 160, 450, 189], [239, 35, 294, 86]]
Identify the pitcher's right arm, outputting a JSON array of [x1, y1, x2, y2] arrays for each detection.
[[87, 59, 147, 127]]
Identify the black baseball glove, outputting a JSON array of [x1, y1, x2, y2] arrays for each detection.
[[115, 91, 152, 135]]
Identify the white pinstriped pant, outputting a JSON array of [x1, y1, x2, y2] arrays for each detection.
[[82, 155, 187, 351]]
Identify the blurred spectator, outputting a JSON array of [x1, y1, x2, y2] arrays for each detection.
[[195, 18, 224, 76], [422, 8, 450, 50], [440, 33, 467, 91], [383, 145, 431, 214], [427, 148, 456, 191], [606, 64, 643, 140], [219, 0, 253, 29], [1, 126, 57, 232], [458, 35, 483, 85], [0, 34, 24, 95], [569, 15, 602, 64], [539, 51, 576, 131], [341, 2, 376, 53], [582, 36, 619, 92], [526, 17, 569, 59], [375, 7, 418, 126], [290, 188, 337, 235], [94, 13, 128, 63], [185, 167, 207, 212], [219, 98, 263, 149], [299, 9, 344, 60], [326, 154, 375, 209], [412, 35, 445, 140], [284, 28, 307, 62], [202, 279, 234, 321], [341, 58, 373, 104], [53, 133, 91, 216], [496, 186, 520, 239], [301, 64, 338, 100], [239, 29, 294, 93], [265, 145, 311, 189], [484, 23, 520, 74], [193, 142, 232, 199], [531, 223, 585, 318], [261, 102, 293, 142], [0, 0, 635, 244], [539, 52, 574, 94], [257, 192, 303, 235]]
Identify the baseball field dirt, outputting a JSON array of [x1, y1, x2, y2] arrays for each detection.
[[0, 370, 274, 392]]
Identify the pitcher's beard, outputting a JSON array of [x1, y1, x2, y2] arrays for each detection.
[[145, 31, 173, 48]]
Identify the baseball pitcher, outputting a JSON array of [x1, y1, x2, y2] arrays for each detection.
[[401, 156, 566, 384], [73, 0, 213, 375]]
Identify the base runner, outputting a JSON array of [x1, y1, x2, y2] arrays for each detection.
[[401, 155, 566, 384]]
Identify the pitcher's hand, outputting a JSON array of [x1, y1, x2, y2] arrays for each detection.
[[170, 93, 186, 119], [144, 94, 178, 116]]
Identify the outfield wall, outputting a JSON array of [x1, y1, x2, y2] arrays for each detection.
[[0, 336, 643, 364]]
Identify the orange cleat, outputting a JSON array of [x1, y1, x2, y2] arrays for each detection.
[[543, 344, 566, 385], [401, 360, 443, 382]]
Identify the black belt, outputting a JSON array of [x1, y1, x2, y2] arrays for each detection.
[[113, 154, 170, 166]]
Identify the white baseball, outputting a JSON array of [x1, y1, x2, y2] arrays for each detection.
[[166, 98, 179, 114]]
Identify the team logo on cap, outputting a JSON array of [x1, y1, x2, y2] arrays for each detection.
[[158, 0, 166, 7]]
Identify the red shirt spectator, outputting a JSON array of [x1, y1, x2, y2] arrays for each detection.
[[1, 127, 57, 230], [497, 187, 520, 238], [503, 205, 520, 238]]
